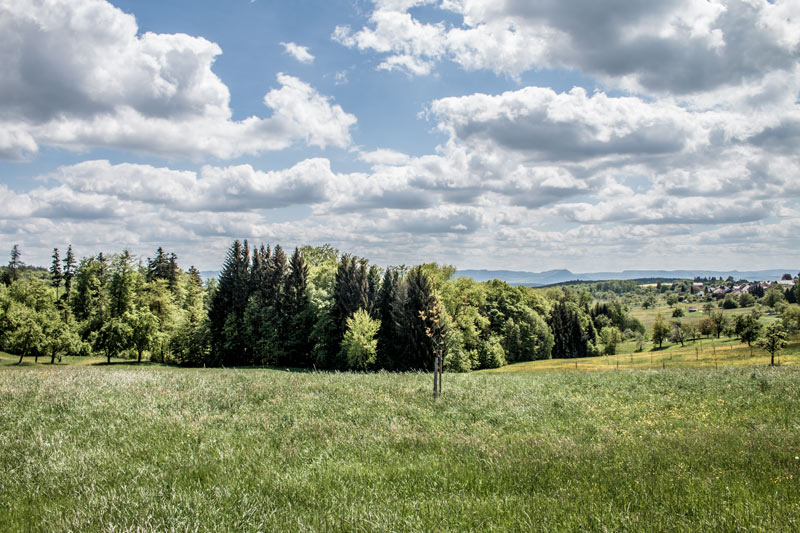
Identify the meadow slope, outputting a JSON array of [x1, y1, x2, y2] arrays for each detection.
[[1, 363, 799, 531]]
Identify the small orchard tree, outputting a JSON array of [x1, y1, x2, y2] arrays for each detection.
[[130, 308, 159, 363], [734, 310, 762, 357], [709, 310, 727, 338], [669, 320, 689, 347], [599, 326, 622, 355], [757, 323, 788, 366], [420, 296, 448, 398], [341, 309, 380, 370], [96, 314, 134, 364], [651, 313, 670, 349]]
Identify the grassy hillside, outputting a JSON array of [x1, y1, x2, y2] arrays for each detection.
[[486, 336, 800, 373], [1, 363, 799, 531]]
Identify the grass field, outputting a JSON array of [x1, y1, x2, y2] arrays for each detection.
[[1, 358, 800, 531], [485, 336, 800, 373]]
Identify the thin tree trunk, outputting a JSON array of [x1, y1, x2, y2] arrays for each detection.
[[433, 356, 438, 399], [438, 351, 443, 396]]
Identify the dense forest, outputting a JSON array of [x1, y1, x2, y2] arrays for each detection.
[[2, 242, 798, 370], [0, 241, 650, 370]]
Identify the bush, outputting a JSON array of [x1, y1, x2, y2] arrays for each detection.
[[341, 309, 380, 370], [722, 294, 739, 309]]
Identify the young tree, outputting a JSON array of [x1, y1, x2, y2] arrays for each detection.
[[651, 313, 670, 348], [757, 322, 788, 366], [341, 309, 380, 370], [420, 296, 448, 397]]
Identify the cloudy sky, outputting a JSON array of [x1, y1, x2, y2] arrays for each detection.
[[1, 0, 799, 272]]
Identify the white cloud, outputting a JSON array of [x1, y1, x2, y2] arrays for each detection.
[[0, 0, 355, 159], [337, 0, 800, 104], [280, 42, 315, 64]]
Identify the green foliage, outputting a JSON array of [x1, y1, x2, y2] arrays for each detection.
[[782, 306, 800, 334], [478, 335, 506, 368], [672, 307, 684, 317], [341, 309, 380, 370], [757, 322, 788, 366], [651, 313, 670, 348], [734, 310, 763, 356], [599, 325, 622, 355], [738, 292, 755, 307], [721, 294, 739, 309], [549, 300, 595, 358], [762, 285, 786, 309], [95, 314, 134, 363], [709, 310, 727, 338]]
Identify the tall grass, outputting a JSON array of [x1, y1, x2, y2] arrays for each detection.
[[1, 364, 799, 531]]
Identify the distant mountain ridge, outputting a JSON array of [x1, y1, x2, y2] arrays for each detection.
[[456, 269, 798, 286], [200, 268, 797, 286]]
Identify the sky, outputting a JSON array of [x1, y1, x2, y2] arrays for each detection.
[[1, 0, 799, 273]]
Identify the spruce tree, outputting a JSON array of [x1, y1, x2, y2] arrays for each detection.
[[394, 266, 436, 370], [7, 244, 22, 283], [50, 248, 63, 299], [209, 240, 251, 365], [63, 245, 76, 299], [284, 247, 314, 367], [375, 268, 400, 369]]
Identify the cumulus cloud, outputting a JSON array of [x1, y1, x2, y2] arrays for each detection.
[[0, 0, 355, 159], [280, 42, 315, 64], [336, 0, 800, 102]]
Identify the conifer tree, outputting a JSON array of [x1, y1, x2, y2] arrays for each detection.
[[284, 247, 315, 367], [376, 268, 400, 369], [393, 266, 436, 370], [50, 248, 63, 299], [63, 245, 76, 299], [7, 244, 22, 283], [209, 240, 250, 365]]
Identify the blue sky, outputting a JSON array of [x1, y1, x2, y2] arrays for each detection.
[[1, 0, 799, 272]]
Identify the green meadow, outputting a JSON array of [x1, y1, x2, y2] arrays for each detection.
[[1, 354, 800, 531]]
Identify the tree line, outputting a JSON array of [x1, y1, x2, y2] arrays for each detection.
[[1, 241, 663, 370]]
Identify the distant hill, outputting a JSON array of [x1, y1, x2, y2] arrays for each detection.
[[199, 268, 796, 286], [200, 271, 219, 281], [456, 269, 798, 287]]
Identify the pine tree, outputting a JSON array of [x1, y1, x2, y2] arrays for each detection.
[[50, 248, 63, 298]]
